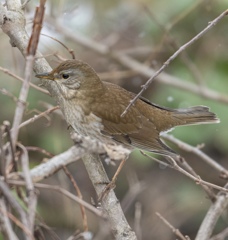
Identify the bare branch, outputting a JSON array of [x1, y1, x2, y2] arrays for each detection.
[[25, 146, 54, 158], [8, 135, 129, 183], [27, 0, 45, 56], [162, 134, 228, 179], [41, 33, 75, 59], [0, 180, 33, 240], [21, 146, 81, 182], [7, 180, 103, 218], [11, 0, 46, 147], [82, 153, 137, 240], [2, 1, 226, 239], [195, 184, 228, 240], [0, 88, 19, 102], [210, 227, 228, 240], [156, 212, 190, 240], [18, 106, 59, 129], [141, 152, 228, 194], [46, 15, 228, 106], [120, 9, 228, 116], [18, 143, 37, 234], [0, 198, 19, 240], [143, 3, 205, 86], [63, 166, 88, 231], [0, 66, 49, 94]]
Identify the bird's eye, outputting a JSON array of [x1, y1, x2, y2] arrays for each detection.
[[62, 73, 69, 79]]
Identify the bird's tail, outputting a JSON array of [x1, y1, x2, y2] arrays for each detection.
[[171, 106, 220, 127]]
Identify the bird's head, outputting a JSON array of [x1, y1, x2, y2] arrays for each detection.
[[36, 60, 104, 99]]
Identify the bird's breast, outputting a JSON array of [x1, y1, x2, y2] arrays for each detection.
[[62, 100, 104, 140]]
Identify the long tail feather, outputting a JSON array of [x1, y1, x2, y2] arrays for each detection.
[[172, 106, 220, 126]]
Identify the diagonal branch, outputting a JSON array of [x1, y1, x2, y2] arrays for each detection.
[[0, 198, 19, 240], [195, 183, 228, 240], [162, 134, 228, 178], [121, 9, 228, 116], [45, 13, 228, 106], [0, 180, 33, 240], [10, 0, 46, 147]]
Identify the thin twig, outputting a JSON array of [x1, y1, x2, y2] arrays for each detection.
[[27, 0, 45, 56], [163, 134, 228, 179], [8, 180, 103, 218], [11, 0, 46, 147], [0, 198, 19, 240], [0, 180, 32, 240], [143, 3, 205, 86], [0, 66, 49, 94], [121, 9, 228, 117], [122, 179, 147, 213], [47, 17, 228, 105], [41, 33, 75, 59], [156, 212, 190, 240], [63, 166, 89, 231], [25, 146, 54, 158], [18, 143, 37, 234], [141, 149, 216, 200], [3, 121, 17, 175], [141, 151, 228, 193], [18, 106, 59, 129], [210, 227, 228, 240], [0, 88, 19, 102], [0, 199, 32, 239], [82, 153, 137, 239], [0, 125, 7, 177], [195, 183, 228, 240]]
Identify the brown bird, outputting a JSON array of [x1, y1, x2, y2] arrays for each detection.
[[36, 59, 219, 158]]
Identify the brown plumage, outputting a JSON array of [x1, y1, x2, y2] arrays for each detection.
[[36, 60, 219, 157]]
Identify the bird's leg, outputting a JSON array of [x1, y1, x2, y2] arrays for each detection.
[[98, 158, 126, 202]]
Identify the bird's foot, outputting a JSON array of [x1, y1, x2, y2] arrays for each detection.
[[97, 158, 126, 202]]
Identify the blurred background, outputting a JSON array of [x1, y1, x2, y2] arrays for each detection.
[[0, 0, 228, 239]]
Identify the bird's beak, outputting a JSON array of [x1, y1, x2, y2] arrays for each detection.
[[35, 72, 54, 80]]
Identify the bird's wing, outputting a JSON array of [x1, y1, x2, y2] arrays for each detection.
[[90, 82, 175, 156], [91, 89, 144, 135]]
